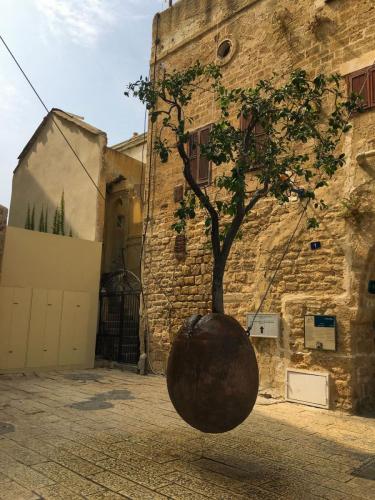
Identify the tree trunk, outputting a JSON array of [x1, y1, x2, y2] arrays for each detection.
[[212, 258, 225, 314]]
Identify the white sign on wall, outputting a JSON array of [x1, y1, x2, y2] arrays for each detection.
[[286, 369, 330, 409], [246, 313, 280, 338]]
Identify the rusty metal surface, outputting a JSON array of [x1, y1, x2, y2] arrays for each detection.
[[167, 313, 259, 433]]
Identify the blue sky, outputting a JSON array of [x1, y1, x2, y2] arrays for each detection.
[[0, 0, 167, 208]]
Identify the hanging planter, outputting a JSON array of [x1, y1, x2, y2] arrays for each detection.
[[167, 313, 259, 433]]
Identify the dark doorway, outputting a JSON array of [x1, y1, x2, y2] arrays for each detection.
[[96, 271, 140, 365]]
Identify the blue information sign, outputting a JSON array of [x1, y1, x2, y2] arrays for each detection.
[[314, 315, 336, 328]]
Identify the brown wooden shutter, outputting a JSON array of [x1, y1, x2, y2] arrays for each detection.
[[254, 122, 266, 151], [348, 68, 370, 108], [369, 67, 375, 108], [240, 112, 252, 131], [198, 126, 210, 185], [240, 113, 265, 138], [188, 132, 199, 182], [240, 112, 266, 161]]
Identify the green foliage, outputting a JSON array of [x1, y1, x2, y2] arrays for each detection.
[[339, 192, 364, 225], [38, 207, 45, 232], [25, 204, 31, 230], [52, 207, 60, 234], [44, 207, 48, 233], [24, 196, 67, 235], [60, 191, 65, 236], [30, 205, 35, 231], [51, 191, 67, 235], [127, 63, 361, 281]]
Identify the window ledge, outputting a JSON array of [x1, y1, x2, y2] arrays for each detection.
[[356, 150, 375, 169]]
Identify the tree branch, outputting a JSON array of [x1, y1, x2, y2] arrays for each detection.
[[221, 184, 268, 264], [244, 183, 269, 215], [172, 102, 221, 259]]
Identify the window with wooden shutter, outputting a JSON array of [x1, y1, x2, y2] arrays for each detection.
[[187, 125, 212, 186], [198, 127, 210, 185], [369, 66, 375, 108], [347, 67, 371, 109], [239, 112, 267, 169], [188, 132, 199, 183]]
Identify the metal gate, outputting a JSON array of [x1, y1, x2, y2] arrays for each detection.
[[96, 291, 140, 364]]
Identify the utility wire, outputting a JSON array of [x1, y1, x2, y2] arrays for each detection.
[[247, 200, 309, 334], [0, 34, 105, 200]]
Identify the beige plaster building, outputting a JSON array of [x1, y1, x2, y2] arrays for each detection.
[[8, 108, 144, 277], [112, 132, 147, 164], [142, 0, 375, 412], [1, 109, 145, 371]]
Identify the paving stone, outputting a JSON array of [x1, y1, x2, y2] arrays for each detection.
[[163, 471, 248, 499], [94, 457, 172, 490], [322, 478, 375, 500], [0, 369, 374, 500], [2, 462, 55, 489], [91, 471, 167, 499], [0, 440, 47, 465], [0, 480, 41, 499], [33, 483, 84, 500], [89, 471, 140, 493], [86, 493, 127, 499], [118, 486, 168, 499], [157, 483, 209, 499], [58, 475, 107, 496]]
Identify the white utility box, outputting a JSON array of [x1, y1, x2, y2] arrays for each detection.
[[286, 369, 330, 409], [247, 313, 280, 338]]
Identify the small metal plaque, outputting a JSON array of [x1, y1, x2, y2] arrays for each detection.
[[247, 313, 280, 338], [310, 241, 321, 250], [305, 315, 336, 351]]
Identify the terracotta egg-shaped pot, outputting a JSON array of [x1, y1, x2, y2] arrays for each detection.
[[167, 313, 259, 434]]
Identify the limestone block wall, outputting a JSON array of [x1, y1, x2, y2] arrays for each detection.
[[0, 205, 8, 281], [143, 0, 375, 411]]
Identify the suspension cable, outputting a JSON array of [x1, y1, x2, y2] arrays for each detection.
[[247, 200, 309, 334]]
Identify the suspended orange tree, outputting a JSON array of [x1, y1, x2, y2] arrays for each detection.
[[127, 63, 358, 314], [126, 64, 359, 433]]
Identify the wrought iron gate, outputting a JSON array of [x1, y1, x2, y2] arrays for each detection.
[[96, 291, 140, 364]]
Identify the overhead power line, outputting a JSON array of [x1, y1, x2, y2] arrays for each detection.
[[0, 34, 105, 200]]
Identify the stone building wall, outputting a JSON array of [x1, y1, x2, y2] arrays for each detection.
[[143, 0, 375, 411], [0, 205, 8, 281]]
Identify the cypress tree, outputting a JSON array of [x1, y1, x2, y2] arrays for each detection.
[[44, 207, 48, 233], [30, 205, 35, 231], [60, 191, 65, 236], [53, 207, 60, 234], [38, 207, 44, 232], [25, 204, 31, 229]]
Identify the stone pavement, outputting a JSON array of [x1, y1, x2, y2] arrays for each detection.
[[0, 369, 374, 500]]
